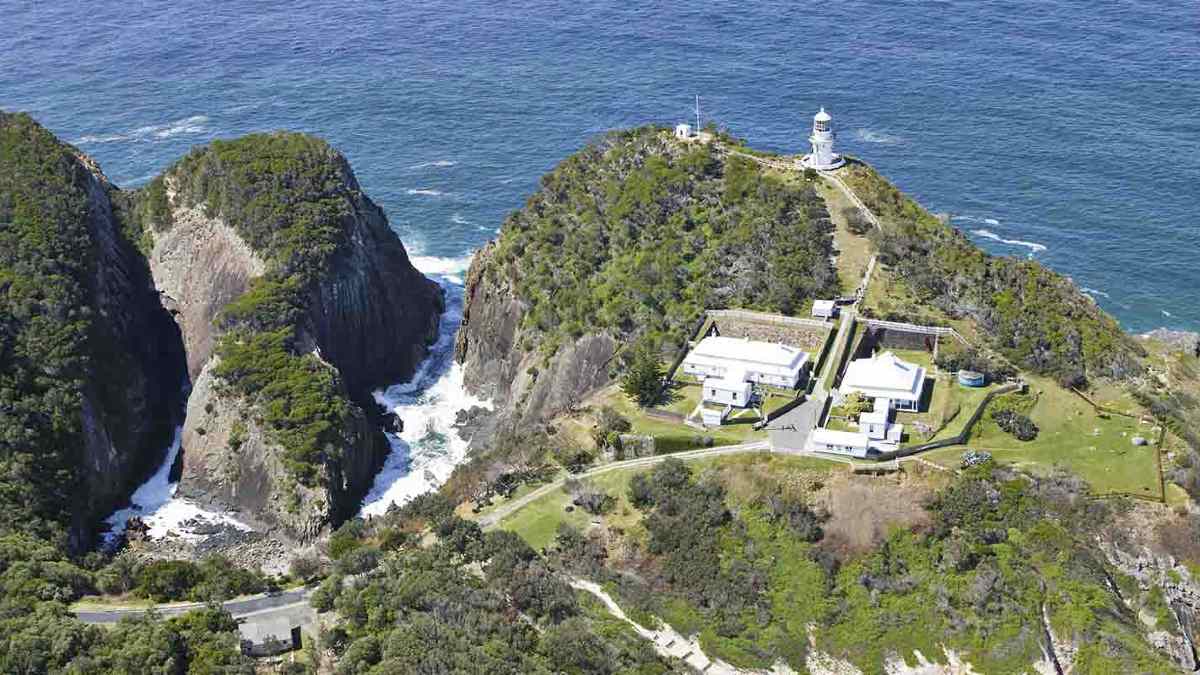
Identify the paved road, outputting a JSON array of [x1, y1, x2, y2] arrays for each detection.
[[476, 441, 769, 530], [73, 586, 314, 624]]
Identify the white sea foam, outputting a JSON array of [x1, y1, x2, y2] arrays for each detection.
[[971, 229, 1047, 256], [984, 218, 1000, 225], [102, 427, 250, 546], [406, 188, 449, 197], [74, 115, 210, 145], [451, 213, 471, 225], [410, 160, 457, 169], [1163, 310, 1173, 317], [1081, 287, 1111, 298], [360, 255, 492, 517], [855, 128, 904, 145]]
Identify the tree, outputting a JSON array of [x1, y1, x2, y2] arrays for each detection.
[[621, 344, 664, 407]]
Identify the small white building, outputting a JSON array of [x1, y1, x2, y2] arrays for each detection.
[[841, 351, 927, 412], [859, 397, 903, 443], [811, 299, 837, 320], [683, 336, 810, 389], [674, 123, 693, 139], [810, 429, 870, 458], [700, 403, 731, 427], [802, 107, 845, 171], [702, 372, 754, 408]]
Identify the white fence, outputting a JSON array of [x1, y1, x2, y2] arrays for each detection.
[[859, 318, 969, 346], [706, 309, 833, 331]]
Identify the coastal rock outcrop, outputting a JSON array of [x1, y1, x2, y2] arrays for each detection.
[[138, 133, 442, 541]]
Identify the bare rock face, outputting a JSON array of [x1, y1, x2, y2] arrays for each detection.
[[74, 157, 189, 551], [143, 142, 442, 542], [456, 242, 617, 429], [148, 191, 266, 379]]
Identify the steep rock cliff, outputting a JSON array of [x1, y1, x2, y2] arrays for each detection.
[[0, 112, 187, 551], [136, 132, 442, 540]]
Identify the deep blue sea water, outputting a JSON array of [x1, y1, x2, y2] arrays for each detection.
[[3, 0, 1198, 331]]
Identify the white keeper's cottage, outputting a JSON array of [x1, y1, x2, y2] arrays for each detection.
[[840, 351, 927, 412], [683, 336, 810, 390], [802, 107, 845, 170]]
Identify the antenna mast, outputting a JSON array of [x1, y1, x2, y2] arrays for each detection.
[[695, 95, 701, 132]]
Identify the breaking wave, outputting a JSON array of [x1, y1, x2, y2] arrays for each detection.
[[406, 188, 449, 197], [854, 128, 904, 145], [360, 254, 492, 517], [970, 228, 1047, 256], [1081, 287, 1110, 298], [74, 115, 210, 145], [410, 159, 457, 169], [102, 427, 251, 547]]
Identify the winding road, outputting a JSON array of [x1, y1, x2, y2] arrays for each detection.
[[476, 440, 770, 529]]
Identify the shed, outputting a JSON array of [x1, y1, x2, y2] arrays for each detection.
[[674, 123, 693, 139], [811, 429, 870, 458], [958, 370, 986, 387], [811, 299, 837, 320]]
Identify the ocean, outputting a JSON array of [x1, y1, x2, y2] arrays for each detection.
[[3, 0, 1197, 520]]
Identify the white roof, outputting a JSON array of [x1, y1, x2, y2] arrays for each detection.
[[842, 351, 926, 402], [812, 429, 868, 447], [676, 122, 691, 131], [859, 411, 888, 425], [704, 374, 751, 393], [813, 299, 835, 311], [686, 336, 809, 377], [814, 107, 831, 122]]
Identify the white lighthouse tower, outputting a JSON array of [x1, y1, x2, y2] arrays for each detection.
[[803, 107, 844, 170]]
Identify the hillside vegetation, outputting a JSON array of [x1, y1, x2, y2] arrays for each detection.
[[841, 160, 1143, 387], [489, 126, 839, 357]]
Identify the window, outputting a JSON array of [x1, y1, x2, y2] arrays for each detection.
[[733, 392, 738, 400]]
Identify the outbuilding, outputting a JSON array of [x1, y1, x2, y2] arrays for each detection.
[[811, 299, 837, 320], [702, 373, 754, 408], [674, 123, 693, 139], [810, 429, 870, 458]]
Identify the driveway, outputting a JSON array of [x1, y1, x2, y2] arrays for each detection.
[[768, 396, 824, 453]]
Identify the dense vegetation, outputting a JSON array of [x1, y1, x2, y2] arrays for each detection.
[[154, 133, 362, 486], [311, 494, 674, 674], [548, 458, 1177, 673], [489, 126, 838, 360], [0, 112, 100, 547], [0, 534, 254, 673], [841, 160, 1143, 387]]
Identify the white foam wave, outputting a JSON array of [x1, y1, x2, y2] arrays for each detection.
[[1081, 287, 1110, 298], [953, 215, 1001, 226], [1163, 310, 1173, 317], [102, 427, 251, 546], [854, 128, 904, 145], [984, 218, 1000, 226], [410, 160, 457, 169], [451, 213, 470, 225], [406, 188, 450, 197], [360, 256, 492, 516], [73, 115, 210, 145], [971, 229, 1047, 256]]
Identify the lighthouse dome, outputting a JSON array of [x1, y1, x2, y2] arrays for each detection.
[[814, 107, 831, 123]]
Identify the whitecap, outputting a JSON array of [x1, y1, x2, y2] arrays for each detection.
[[360, 254, 493, 516], [854, 128, 904, 145], [451, 213, 470, 225], [1081, 287, 1110, 298], [984, 218, 1000, 226], [410, 160, 457, 169], [406, 188, 448, 197], [1163, 310, 1173, 317], [73, 115, 210, 146], [102, 427, 251, 546], [971, 229, 1047, 256]]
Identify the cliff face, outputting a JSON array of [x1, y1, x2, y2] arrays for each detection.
[[455, 242, 616, 425], [0, 112, 187, 551], [140, 133, 442, 540]]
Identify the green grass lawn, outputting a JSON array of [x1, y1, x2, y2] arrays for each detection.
[[817, 181, 874, 295], [923, 376, 1162, 497], [602, 387, 766, 453]]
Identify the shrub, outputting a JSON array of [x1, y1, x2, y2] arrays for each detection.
[[993, 410, 1038, 441]]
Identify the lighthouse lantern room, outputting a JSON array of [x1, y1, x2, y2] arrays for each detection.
[[803, 107, 844, 170]]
